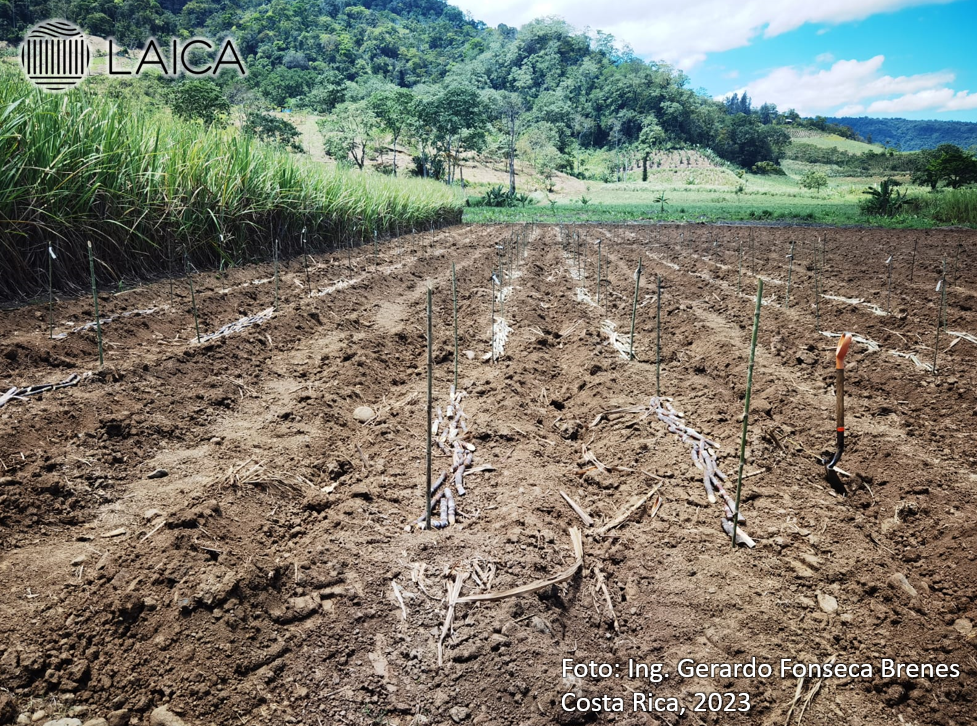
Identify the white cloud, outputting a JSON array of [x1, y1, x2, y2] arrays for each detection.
[[718, 55, 968, 116], [723, 70, 740, 80], [815, 52, 835, 63], [451, 0, 958, 67]]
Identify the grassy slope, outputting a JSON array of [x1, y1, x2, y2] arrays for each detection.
[[464, 141, 931, 226]]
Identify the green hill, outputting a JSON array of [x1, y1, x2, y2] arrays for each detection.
[[826, 117, 977, 151]]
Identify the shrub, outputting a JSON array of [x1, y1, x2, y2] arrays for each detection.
[[242, 111, 304, 152], [170, 81, 230, 128], [751, 161, 786, 175], [860, 178, 907, 217]]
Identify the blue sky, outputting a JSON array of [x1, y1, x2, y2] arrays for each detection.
[[452, 0, 977, 121]]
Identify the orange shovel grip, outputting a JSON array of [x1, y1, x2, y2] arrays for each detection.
[[835, 333, 853, 369]]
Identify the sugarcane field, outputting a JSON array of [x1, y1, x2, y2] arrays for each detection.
[[2, 221, 976, 726]]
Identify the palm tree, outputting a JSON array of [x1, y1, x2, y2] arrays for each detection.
[[655, 192, 668, 214]]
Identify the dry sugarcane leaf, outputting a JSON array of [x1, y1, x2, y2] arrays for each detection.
[[559, 491, 594, 527], [455, 528, 583, 604], [595, 487, 662, 535], [437, 572, 468, 668]]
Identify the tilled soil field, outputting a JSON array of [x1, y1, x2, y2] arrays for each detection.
[[1, 223, 976, 726]]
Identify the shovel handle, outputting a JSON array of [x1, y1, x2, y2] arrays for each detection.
[[835, 333, 853, 370], [827, 334, 851, 469]]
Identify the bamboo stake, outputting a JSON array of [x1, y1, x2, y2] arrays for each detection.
[[596, 239, 602, 306], [302, 227, 311, 297], [785, 240, 795, 309], [490, 270, 497, 363], [737, 238, 743, 294], [273, 238, 280, 312], [426, 286, 433, 531], [934, 259, 947, 375], [655, 274, 662, 396], [452, 263, 459, 391], [732, 278, 763, 549], [48, 244, 55, 339], [187, 262, 201, 344], [374, 230, 379, 272], [885, 254, 893, 313], [629, 258, 642, 361], [910, 237, 918, 284], [814, 237, 822, 331], [86, 241, 103, 368]]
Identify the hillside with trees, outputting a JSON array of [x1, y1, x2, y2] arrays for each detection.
[[826, 117, 977, 152], [0, 0, 794, 187]]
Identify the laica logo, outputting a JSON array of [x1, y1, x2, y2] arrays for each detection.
[[20, 19, 247, 92], [19, 20, 91, 92]]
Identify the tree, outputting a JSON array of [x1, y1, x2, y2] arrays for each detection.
[[170, 81, 230, 128], [243, 111, 304, 152], [931, 144, 977, 189], [517, 123, 561, 191], [369, 86, 415, 177], [637, 116, 665, 182], [493, 91, 525, 196], [318, 101, 378, 170], [800, 170, 829, 195]]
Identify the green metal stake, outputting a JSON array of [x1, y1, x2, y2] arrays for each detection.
[[596, 239, 602, 306], [785, 240, 795, 309], [188, 265, 201, 344], [490, 270, 497, 363], [886, 254, 893, 313], [273, 238, 280, 312], [452, 263, 459, 391], [934, 259, 947, 374], [737, 239, 743, 295], [87, 241, 103, 368], [425, 286, 433, 531], [48, 245, 56, 339], [732, 277, 764, 549], [302, 227, 311, 297], [628, 258, 642, 361], [655, 274, 662, 396]]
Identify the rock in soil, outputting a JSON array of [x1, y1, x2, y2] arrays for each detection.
[[448, 706, 471, 723], [149, 707, 187, 726], [147, 469, 169, 479], [887, 572, 918, 598], [0, 694, 14, 725], [352, 406, 375, 423], [817, 592, 838, 614]]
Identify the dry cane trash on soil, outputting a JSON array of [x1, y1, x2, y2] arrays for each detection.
[[51, 306, 167, 339], [594, 396, 756, 547], [416, 386, 477, 530], [0, 372, 90, 409], [199, 307, 275, 343], [436, 528, 583, 667]]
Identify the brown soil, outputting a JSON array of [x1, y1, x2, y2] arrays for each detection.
[[1, 224, 975, 726]]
